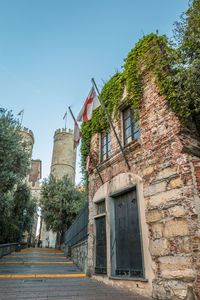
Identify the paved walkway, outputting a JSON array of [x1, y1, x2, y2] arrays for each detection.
[[0, 248, 152, 300]]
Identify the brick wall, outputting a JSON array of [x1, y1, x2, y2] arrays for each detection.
[[192, 161, 200, 297], [87, 72, 200, 299]]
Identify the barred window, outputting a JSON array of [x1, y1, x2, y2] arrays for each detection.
[[123, 107, 139, 145], [101, 131, 111, 161]]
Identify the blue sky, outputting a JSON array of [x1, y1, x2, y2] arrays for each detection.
[[0, 0, 189, 184]]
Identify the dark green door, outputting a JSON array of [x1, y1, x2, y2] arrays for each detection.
[[95, 216, 107, 274], [114, 189, 143, 277]]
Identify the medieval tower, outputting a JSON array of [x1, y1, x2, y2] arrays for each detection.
[[40, 128, 77, 248], [17, 126, 41, 246], [17, 126, 34, 158], [51, 128, 76, 183]]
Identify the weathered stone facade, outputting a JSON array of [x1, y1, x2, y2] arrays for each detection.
[[51, 128, 76, 184], [41, 128, 77, 248], [87, 72, 200, 299], [70, 240, 88, 274]]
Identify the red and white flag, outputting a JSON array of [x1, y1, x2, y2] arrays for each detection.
[[18, 109, 24, 116], [77, 86, 100, 122], [69, 107, 81, 148], [86, 155, 90, 172], [74, 120, 81, 148]]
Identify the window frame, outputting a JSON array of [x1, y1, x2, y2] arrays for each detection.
[[100, 131, 111, 162], [122, 107, 139, 145]]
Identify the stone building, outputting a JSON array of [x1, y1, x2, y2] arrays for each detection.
[[28, 159, 42, 198], [18, 126, 34, 157], [17, 127, 42, 246], [86, 72, 200, 299], [40, 128, 77, 248]]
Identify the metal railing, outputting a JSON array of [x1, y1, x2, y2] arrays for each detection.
[[65, 202, 89, 247]]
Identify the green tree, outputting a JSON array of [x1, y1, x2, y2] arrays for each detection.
[[0, 108, 30, 214], [40, 175, 86, 242], [0, 183, 36, 244], [0, 108, 35, 243], [172, 0, 200, 129]]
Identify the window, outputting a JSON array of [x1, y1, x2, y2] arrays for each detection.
[[123, 107, 139, 145], [101, 131, 111, 161], [95, 200, 106, 215]]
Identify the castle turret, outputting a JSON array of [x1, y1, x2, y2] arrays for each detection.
[[51, 128, 76, 184], [16, 126, 40, 247], [16, 126, 34, 157]]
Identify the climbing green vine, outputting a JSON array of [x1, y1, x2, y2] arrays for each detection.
[[81, 30, 200, 183]]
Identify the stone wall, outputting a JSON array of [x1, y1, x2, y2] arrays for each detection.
[[87, 72, 200, 299], [0, 243, 27, 258], [70, 239, 88, 273]]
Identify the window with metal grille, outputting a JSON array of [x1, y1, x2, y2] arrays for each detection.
[[101, 131, 111, 161], [96, 200, 106, 215], [123, 107, 139, 145]]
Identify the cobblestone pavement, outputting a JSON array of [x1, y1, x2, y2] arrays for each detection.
[[0, 248, 152, 300]]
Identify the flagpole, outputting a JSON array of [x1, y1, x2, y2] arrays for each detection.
[[63, 111, 67, 130], [91, 78, 130, 170], [20, 110, 24, 127], [68, 106, 104, 185]]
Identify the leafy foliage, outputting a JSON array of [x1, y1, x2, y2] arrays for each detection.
[[0, 108, 30, 197], [80, 0, 200, 183], [173, 0, 200, 128], [40, 175, 86, 241], [0, 108, 35, 243], [0, 183, 36, 244], [80, 73, 124, 180]]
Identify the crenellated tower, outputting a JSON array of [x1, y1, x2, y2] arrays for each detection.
[[51, 128, 76, 184], [16, 126, 34, 158], [16, 126, 41, 247], [40, 127, 77, 248]]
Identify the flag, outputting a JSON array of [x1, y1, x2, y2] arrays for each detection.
[[86, 155, 90, 172], [77, 86, 100, 122], [68, 107, 81, 148], [18, 109, 24, 116], [63, 111, 67, 120], [74, 120, 81, 148]]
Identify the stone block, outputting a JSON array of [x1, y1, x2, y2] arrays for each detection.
[[143, 166, 154, 176], [152, 281, 167, 300], [149, 189, 181, 208], [169, 177, 182, 189], [162, 269, 195, 282], [160, 256, 195, 281], [176, 237, 191, 253], [163, 219, 188, 237], [152, 223, 164, 238], [158, 108, 166, 116], [156, 167, 177, 181], [149, 239, 169, 256], [168, 206, 185, 218], [144, 181, 167, 197], [167, 281, 190, 300], [147, 155, 160, 165], [145, 210, 162, 223]]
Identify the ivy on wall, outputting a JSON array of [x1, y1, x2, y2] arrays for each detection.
[[80, 32, 200, 183]]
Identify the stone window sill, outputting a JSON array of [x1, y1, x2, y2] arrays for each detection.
[[109, 276, 148, 282]]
